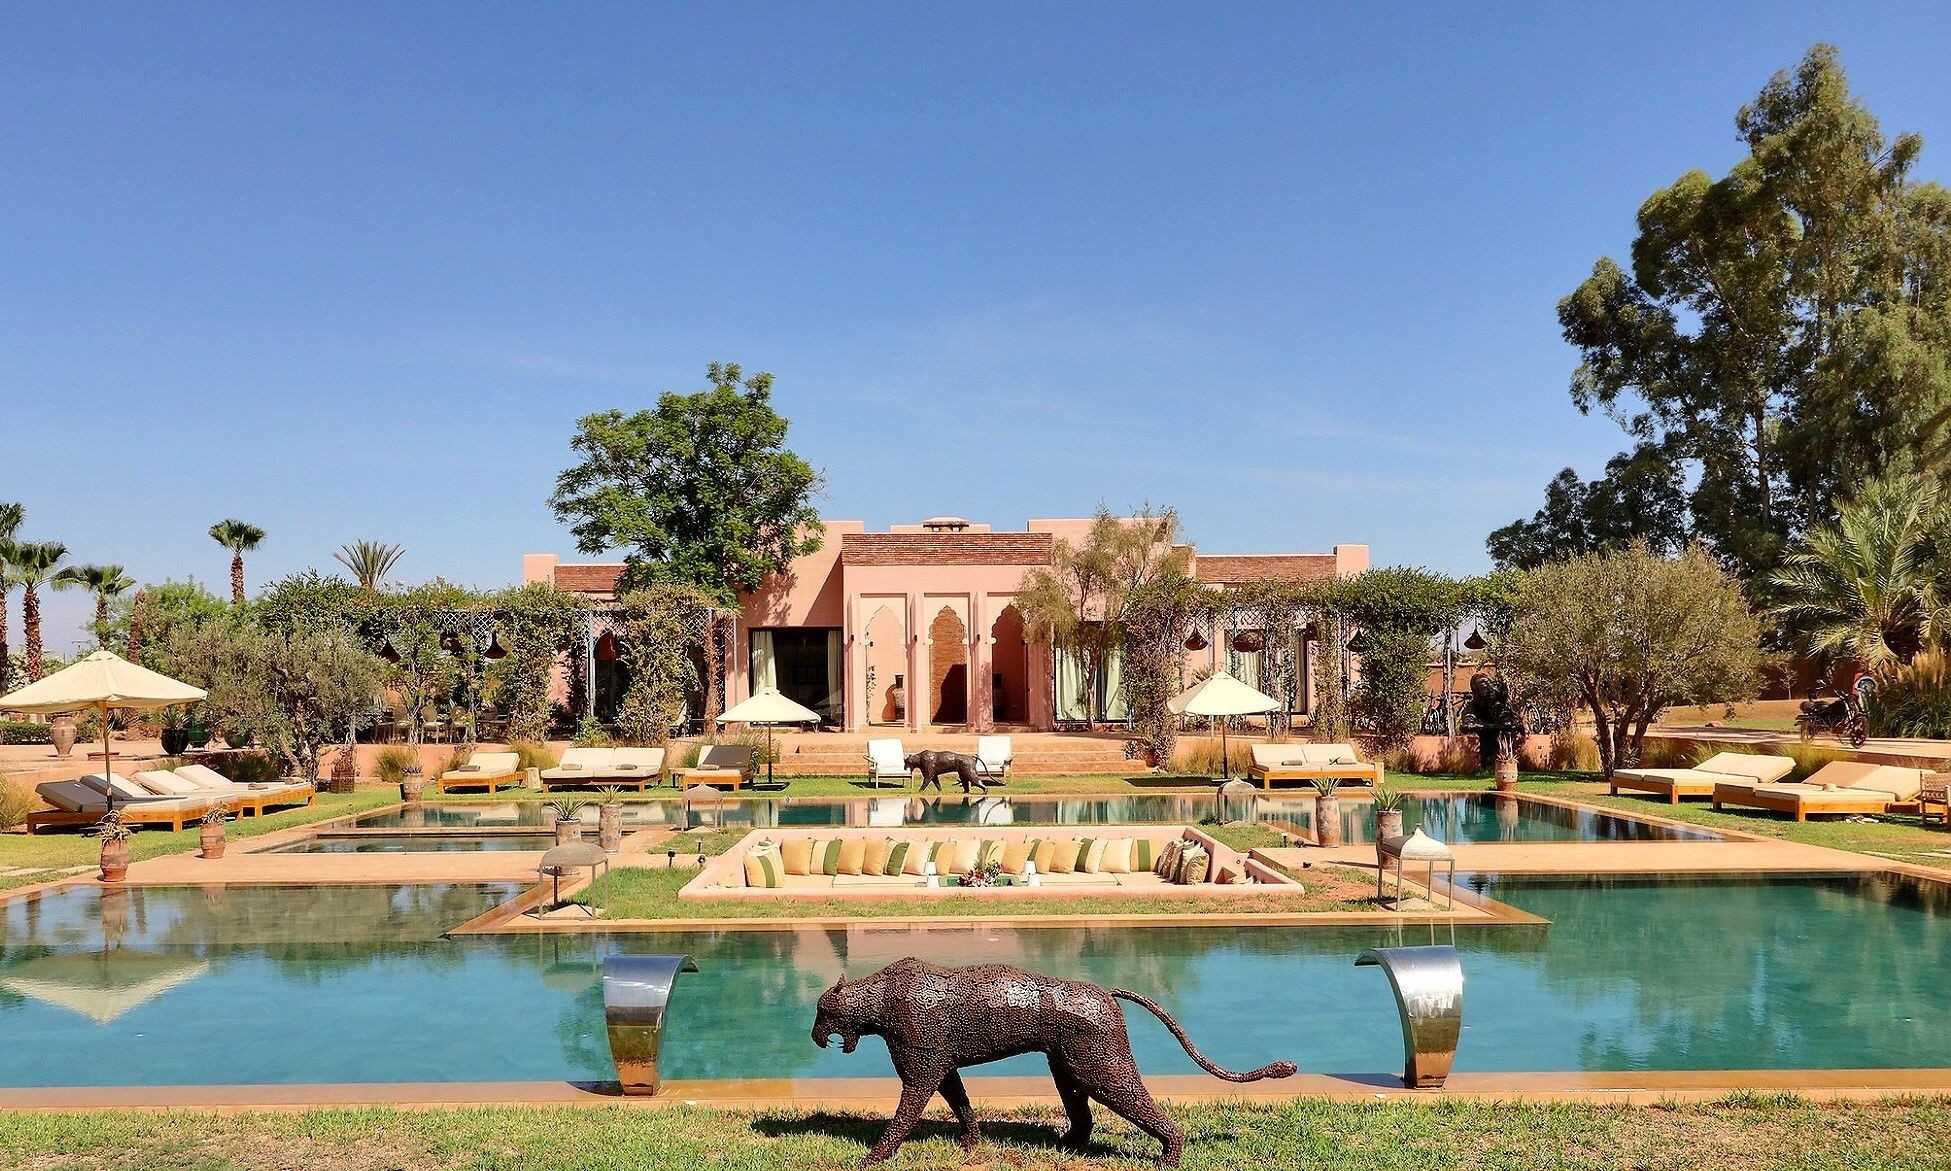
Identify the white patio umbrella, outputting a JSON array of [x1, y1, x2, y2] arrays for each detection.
[[0, 650, 206, 810], [1168, 671, 1279, 781], [716, 687, 821, 787]]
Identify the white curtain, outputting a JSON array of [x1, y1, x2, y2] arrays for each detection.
[[1102, 643, 1128, 720], [1055, 648, 1090, 722], [751, 630, 777, 692], [824, 629, 844, 723]]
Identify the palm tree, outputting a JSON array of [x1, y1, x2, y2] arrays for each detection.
[[0, 501, 21, 693], [55, 564, 135, 649], [9, 541, 69, 681], [334, 540, 404, 592], [1768, 477, 1941, 681], [208, 519, 266, 604]]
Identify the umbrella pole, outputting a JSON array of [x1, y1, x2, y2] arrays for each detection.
[[101, 702, 113, 813], [1220, 716, 1229, 782]]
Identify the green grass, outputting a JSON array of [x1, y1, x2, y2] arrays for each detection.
[[574, 862, 1378, 921], [0, 789, 398, 889], [0, 1097, 1944, 1170], [426, 773, 1212, 802]]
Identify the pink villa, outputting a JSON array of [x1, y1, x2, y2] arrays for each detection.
[[524, 517, 1367, 733]]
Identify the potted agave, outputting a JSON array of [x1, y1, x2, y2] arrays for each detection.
[[547, 798, 587, 845], [198, 807, 230, 859], [1371, 785, 1405, 864], [596, 786, 624, 854], [94, 810, 134, 882], [400, 762, 426, 804], [1310, 775, 1343, 848]]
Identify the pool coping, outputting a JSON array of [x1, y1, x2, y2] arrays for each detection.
[[5, 1068, 1951, 1111]]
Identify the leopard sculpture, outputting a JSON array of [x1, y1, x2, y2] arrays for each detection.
[[812, 957, 1296, 1165], [905, 748, 988, 793]]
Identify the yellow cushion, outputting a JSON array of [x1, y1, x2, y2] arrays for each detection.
[[903, 840, 934, 876], [836, 838, 868, 876], [743, 844, 781, 888], [1099, 838, 1133, 874], [780, 839, 814, 876], [1042, 836, 1078, 875], [977, 840, 1007, 869], [1080, 839, 1109, 874], [946, 839, 981, 875], [1000, 840, 1035, 875], [1176, 847, 1211, 885], [863, 838, 893, 877]]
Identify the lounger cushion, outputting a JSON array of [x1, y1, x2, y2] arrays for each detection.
[[135, 770, 202, 796], [1843, 766, 1926, 801], [464, 753, 520, 775], [1613, 767, 1719, 784], [1301, 744, 1362, 765], [613, 748, 665, 774], [1749, 783, 1887, 805], [1696, 753, 1795, 783], [36, 780, 100, 813]]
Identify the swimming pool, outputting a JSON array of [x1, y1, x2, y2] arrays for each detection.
[[1306, 793, 1722, 844], [265, 834, 558, 854], [2, 870, 1945, 1087]]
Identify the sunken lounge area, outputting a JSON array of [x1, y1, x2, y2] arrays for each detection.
[[686, 825, 1293, 898]]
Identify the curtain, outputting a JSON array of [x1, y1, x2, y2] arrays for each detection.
[[1101, 643, 1128, 720], [751, 630, 777, 692], [1293, 634, 1312, 714], [824, 629, 844, 724], [1055, 648, 1090, 722]]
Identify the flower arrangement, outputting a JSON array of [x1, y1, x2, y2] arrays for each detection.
[[958, 860, 1003, 888]]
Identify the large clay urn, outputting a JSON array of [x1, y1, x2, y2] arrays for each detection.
[[99, 837, 130, 883], [1494, 753, 1519, 793], [1313, 790, 1343, 848], [1373, 808, 1404, 861], [555, 818, 584, 846], [49, 715, 77, 759], [199, 820, 227, 860], [400, 764, 425, 803], [598, 803, 623, 853]]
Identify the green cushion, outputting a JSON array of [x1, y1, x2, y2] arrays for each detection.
[[1131, 839, 1155, 872], [1075, 837, 1096, 872], [821, 840, 843, 876], [757, 852, 782, 888], [886, 841, 911, 876]]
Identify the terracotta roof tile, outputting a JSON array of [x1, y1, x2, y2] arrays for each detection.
[[1195, 554, 1337, 584], [841, 532, 1054, 566]]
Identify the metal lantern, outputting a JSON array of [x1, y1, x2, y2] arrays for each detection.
[[1230, 630, 1266, 654], [1185, 631, 1209, 652]]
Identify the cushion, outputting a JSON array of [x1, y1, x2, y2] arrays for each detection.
[[884, 841, 911, 876], [945, 839, 981, 875], [1099, 838, 1134, 874], [743, 844, 783, 888], [1176, 846, 1211, 885], [836, 838, 868, 876], [1080, 839, 1109, 874], [863, 838, 894, 876], [820, 840, 844, 877], [977, 840, 1007, 869], [902, 841, 933, 876], [1698, 753, 1793, 783], [174, 764, 237, 790], [780, 839, 815, 876], [1000, 840, 1035, 875], [135, 770, 199, 797], [1073, 837, 1097, 873], [1130, 839, 1156, 873], [1042, 836, 1079, 875], [1155, 838, 1184, 878]]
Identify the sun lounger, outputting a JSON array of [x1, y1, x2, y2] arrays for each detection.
[[437, 751, 525, 794], [136, 765, 315, 817], [1246, 743, 1383, 789], [27, 775, 222, 833], [1609, 752, 1794, 802], [1713, 762, 1929, 821], [678, 744, 757, 790], [538, 747, 665, 791], [865, 738, 909, 789]]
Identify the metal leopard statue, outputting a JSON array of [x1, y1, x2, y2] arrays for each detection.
[[812, 957, 1297, 1165]]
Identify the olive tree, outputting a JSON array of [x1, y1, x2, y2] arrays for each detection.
[[1495, 544, 1761, 778]]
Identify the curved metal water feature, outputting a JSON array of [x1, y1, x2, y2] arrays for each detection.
[[1354, 945, 1462, 1088], [603, 954, 699, 1094]]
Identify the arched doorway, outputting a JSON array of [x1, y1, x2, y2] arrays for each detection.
[[929, 607, 969, 724], [989, 605, 1028, 724], [864, 606, 908, 725]]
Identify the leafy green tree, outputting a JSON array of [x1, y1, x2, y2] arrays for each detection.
[[1495, 544, 1761, 778], [1766, 476, 1942, 680], [612, 583, 720, 745], [120, 579, 227, 672], [1487, 446, 1689, 570], [208, 519, 267, 604], [1314, 568, 1467, 750], [484, 583, 588, 741], [6, 540, 68, 681], [550, 363, 823, 601], [53, 564, 135, 648], [1508, 45, 1951, 583]]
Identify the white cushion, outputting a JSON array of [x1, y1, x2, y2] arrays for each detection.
[[465, 753, 521, 774], [867, 738, 907, 773], [135, 770, 203, 797], [1251, 744, 1310, 768], [976, 736, 1012, 766], [173, 764, 245, 792], [614, 747, 665, 772]]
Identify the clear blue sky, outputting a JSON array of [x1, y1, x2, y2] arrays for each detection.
[[7, 3, 1951, 653]]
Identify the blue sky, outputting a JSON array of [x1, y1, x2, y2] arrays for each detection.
[[6, 3, 1951, 653]]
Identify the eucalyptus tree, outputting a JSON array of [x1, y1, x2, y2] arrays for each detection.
[[54, 564, 136, 649], [208, 519, 266, 604]]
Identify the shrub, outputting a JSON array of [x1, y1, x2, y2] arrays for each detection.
[[1381, 738, 1477, 776], [211, 751, 284, 784], [374, 746, 418, 785], [0, 772, 38, 831], [572, 716, 612, 748], [1868, 650, 1951, 739], [1544, 729, 1600, 772], [510, 740, 558, 772], [0, 721, 51, 746], [1167, 735, 1253, 777]]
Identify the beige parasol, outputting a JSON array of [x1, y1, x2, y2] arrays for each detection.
[[0, 650, 207, 808], [1168, 671, 1279, 781], [717, 687, 821, 787]]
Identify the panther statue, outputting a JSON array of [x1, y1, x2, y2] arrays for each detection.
[[812, 957, 1297, 1165], [905, 748, 988, 793]]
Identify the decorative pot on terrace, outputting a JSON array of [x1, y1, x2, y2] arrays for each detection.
[[598, 804, 623, 853], [1314, 793, 1343, 847], [1373, 808, 1403, 865], [555, 819, 584, 846], [160, 728, 191, 756], [225, 729, 253, 749], [49, 714, 77, 759], [99, 838, 130, 883], [199, 821, 227, 860], [400, 765, 425, 803]]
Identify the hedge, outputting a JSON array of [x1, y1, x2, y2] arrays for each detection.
[[0, 721, 51, 745]]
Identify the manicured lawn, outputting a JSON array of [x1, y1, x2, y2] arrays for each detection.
[[574, 862, 1379, 921], [428, 772, 1214, 802], [0, 790, 398, 890], [0, 1097, 1943, 1170]]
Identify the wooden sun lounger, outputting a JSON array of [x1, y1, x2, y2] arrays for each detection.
[[1711, 782, 1903, 821]]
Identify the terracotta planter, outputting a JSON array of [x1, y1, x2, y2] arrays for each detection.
[[50, 715, 77, 759], [99, 838, 130, 883], [199, 822, 227, 859], [328, 752, 358, 795], [1314, 793, 1343, 847], [598, 804, 623, 853], [555, 819, 583, 846], [400, 764, 425, 804], [1494, 754, 1519, 793]]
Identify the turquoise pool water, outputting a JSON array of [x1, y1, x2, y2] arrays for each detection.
[[266, 834, 557, 854], [354, 793, 1714, 842], [2, 871, 1948, 1086]]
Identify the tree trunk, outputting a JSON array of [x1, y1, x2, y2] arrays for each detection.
[[94, 597, 109, 648], [22, 583, 43, 681], [0, 592, 10, 695], [1590, 701, 1615, 778], [230, 553, 245, 604]]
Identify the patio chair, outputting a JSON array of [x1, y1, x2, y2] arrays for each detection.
[[142, 764, 315, 816], [1712, 762, 1928, 821], [865, 738, 909, 789], [27, 776, 222, 833], [437, 751, 525, 794], [974, 735, 1012, 786], [1246, 742, 1383, 789], [678, 744, 757, 790]]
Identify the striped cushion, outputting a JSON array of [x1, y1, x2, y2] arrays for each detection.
[[1073, 837, 1097, 873], [1131, 839, 1156, 873], [886, 841, 912, 876], [978, 840, 1007, 869], [743, 845, 783, 888]]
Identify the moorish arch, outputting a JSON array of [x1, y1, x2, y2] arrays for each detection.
[[928, 606, 969, 724], [989, 604, 1029, 724], [862, 603, 909, 726]]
